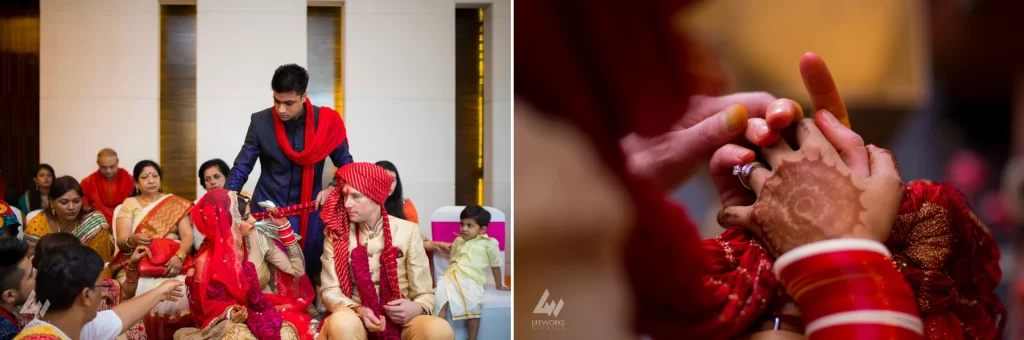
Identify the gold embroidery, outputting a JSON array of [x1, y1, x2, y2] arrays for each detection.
[[893, 202, 953, 269], [136, 196, 193, 237]]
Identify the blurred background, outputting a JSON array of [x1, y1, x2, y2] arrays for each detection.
[[673, 0, 1024, 337]]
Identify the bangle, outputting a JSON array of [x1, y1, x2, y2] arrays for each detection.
[[175, 252, 187, 262], [125, 237, 135, 250], [125, 277, 139, 284]]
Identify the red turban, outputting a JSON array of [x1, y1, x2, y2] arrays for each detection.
[[336, 163, 393, 205]]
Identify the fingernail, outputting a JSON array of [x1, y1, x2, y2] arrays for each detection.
[[754, 123, 769, 139], [768, 102, 787, 118], [821, 110, 839, 126], [723, 104, 747, 134], [733, 148, 752, 161]]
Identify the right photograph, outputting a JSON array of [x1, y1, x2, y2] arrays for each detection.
[[514, 0, 1021, 339]]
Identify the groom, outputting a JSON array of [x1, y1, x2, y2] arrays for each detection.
[[227, 63, 353, 283]]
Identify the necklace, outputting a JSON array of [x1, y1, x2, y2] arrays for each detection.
[[53, 216, 78, 233], [137, 194, 160, 205]]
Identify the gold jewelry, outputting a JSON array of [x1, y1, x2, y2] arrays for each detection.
[[137, 194, 153, 205], [52, 216, 77, 233]]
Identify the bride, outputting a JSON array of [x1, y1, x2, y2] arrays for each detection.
[[176, 188, 311, 339]]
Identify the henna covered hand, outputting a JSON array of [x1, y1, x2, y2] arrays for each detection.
[[717, 117, 903, 256]]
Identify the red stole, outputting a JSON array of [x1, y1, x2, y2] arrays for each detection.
[[272, 99, 348, 247]]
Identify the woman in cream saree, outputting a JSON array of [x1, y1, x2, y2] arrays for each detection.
[[115, 160, 194, 339]]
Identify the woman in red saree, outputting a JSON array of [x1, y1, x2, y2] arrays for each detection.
[[177, 188, 311, 340], [114, 160, 195, 338]]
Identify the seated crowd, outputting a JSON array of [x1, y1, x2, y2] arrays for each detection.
[[0, 150, 507, 340], [0, 65, 509, 340]]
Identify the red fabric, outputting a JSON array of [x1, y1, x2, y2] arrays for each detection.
[[272, 99, 347, 247], [191, 188, 249, 327], [138, 238, 191, 276], [252, 201, 317, 221], [81, 169, 134, 223], [887, 181, 1005, 340], [320, 162, 401, 340]]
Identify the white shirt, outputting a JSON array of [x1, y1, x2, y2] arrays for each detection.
[[23, 310, 123, 340]]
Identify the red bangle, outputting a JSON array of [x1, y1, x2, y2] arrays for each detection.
[[279, 232, 297, 245], [774, 239, 922, 339]]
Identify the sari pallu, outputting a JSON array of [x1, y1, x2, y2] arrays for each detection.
[[114, 194, 194, 340]]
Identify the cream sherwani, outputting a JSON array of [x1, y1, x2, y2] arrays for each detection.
[[318, 216, 452, 340], [320, 215, 435, 312]]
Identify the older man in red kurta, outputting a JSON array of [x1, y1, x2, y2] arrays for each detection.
[[81, 148, 135, 224]]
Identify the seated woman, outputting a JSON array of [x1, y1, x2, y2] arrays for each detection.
[[17, 164, 54, 216], [114, 160, 194, 337], [22, 232, 148, 339], [23, 176, 114, 263], [177, 188, 310, 340]]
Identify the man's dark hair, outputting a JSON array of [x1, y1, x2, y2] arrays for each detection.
[[271, 64, 310, 95], [32, 232, 81, 269], [198, 159, 231, 190], [459, 205, 491, 228], [0, 237, 29, 293], [35, 245, 103, 312]]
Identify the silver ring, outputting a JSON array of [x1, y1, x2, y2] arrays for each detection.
[[732, 162, 767, 190]]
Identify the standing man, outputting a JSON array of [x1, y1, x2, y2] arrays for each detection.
[[227, 63, 353, 287], [80, 148, 134, 224]]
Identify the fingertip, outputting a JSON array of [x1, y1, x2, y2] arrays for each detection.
[[723, 104, 749, 134], [754, 131, 782, 147], [765, 99, 802, 129]]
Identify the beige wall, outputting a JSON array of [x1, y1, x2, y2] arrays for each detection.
[[37, 1, 512, 265], [195, 0, 308, 196], [482, 0, 511, 271], [40, 0, 160, 181], [343, 0, 456, 238]]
